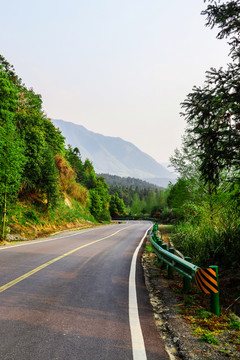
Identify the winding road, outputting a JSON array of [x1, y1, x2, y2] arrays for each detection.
[[0, 221, 169, 360]]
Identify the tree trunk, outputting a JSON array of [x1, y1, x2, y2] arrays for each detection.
[[2, 180, 7, 241]]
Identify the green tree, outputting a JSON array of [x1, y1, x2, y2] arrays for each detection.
[[40, 146, 59, 207], [41, 116, 65, 155], [0, 55, 65, 208], [168, 1, 240, 267], [0, 122, 26, 239], [84, 159, 98, 189], [202, 0, 240, 59], [109, 193, 125, 217], [181, 0, 240, 189], [89, 177, 110, 222], [0, 70, 25, 239], [167, 178, 192, 210], [16, 98, 64, 198], [66, 145, 86, 184], [89, 190, 102, 220], [144, 190, 156, 215], [130, 193, 143, 216], [181, 64, 240, 190]]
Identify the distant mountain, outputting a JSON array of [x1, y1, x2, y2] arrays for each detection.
[[52, 119, 177, 187], [99, 174, 163, 190]]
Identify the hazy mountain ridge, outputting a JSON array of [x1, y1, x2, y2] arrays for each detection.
[[52, 119, 177, 187]]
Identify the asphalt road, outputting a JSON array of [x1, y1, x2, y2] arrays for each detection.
[[0, 221, 169, 360]]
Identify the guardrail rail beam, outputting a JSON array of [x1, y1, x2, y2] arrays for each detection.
[[150, 224, 220, 315]]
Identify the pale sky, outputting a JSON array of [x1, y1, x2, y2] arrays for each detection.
[[1, 0, 230, 163]]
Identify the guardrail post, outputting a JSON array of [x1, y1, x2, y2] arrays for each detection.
[[153, 222, 158, 235], [210, 265, 220, 316], [161, 244, 167, 269], [168, 248, 174, 278], [183, 256, 191, 292], [156, 236, 162, 247], [150, 232, 220, 314]]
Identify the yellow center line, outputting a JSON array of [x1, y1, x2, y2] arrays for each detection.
[[0, 226, 132, 294]]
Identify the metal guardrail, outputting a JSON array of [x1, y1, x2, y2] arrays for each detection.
[[150, 223, 220, 315], [151, 234, 198, 279]]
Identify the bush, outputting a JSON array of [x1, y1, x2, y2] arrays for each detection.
[[171, 222, 240, 268], [24, 209, 40, 224], [170, 201, 240, 268]]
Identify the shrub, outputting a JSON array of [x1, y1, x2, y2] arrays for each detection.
[[170, 201, 240, 268], [24, 209, 40, 224]]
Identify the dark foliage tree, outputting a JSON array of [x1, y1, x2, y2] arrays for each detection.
[[0, 55, 65, 208], [0, 69, 26, 239], [40, 146, 59, 207], [202, 0, 240, 59], [167, 179, 192, 210], [109, 193, 125, 218], [83, 159, 98, 189], [89, 177, 110, 222], [167, 1, 240, 267], [181, 0, 240, 190], [65, 145, 86, 184]]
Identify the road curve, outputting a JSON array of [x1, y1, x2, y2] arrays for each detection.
[[0, 221, 169, 360]]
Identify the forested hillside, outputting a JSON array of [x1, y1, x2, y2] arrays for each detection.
[[99, 174, 163, 190], [0, 55, 170, 240], [0, 56, 113, 240], [99, 174, 169, 219]]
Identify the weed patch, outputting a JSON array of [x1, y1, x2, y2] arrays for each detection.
[[199, 331, 220, 345], [144, 244, 152, 253]]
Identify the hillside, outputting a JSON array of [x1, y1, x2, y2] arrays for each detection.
[[99, 173, 163, 190], [0, 55, 116, 243], [52, 119, 177, 188]]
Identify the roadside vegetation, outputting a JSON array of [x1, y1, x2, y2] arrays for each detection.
[[164, 0, 240, 273], [145, 1, 240, 327], [141, 5, 240, 357]]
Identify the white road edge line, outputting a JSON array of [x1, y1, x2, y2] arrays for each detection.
[[129, 225, 152, 360], [0, 224, 128, 251], [0, 228, 99, 250]]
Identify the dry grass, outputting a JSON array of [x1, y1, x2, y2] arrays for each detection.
[[55, 155, 89, 205], [9, 220, 95, 240]]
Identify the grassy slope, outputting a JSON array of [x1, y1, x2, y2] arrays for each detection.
[[7, 195, 97, 241]]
